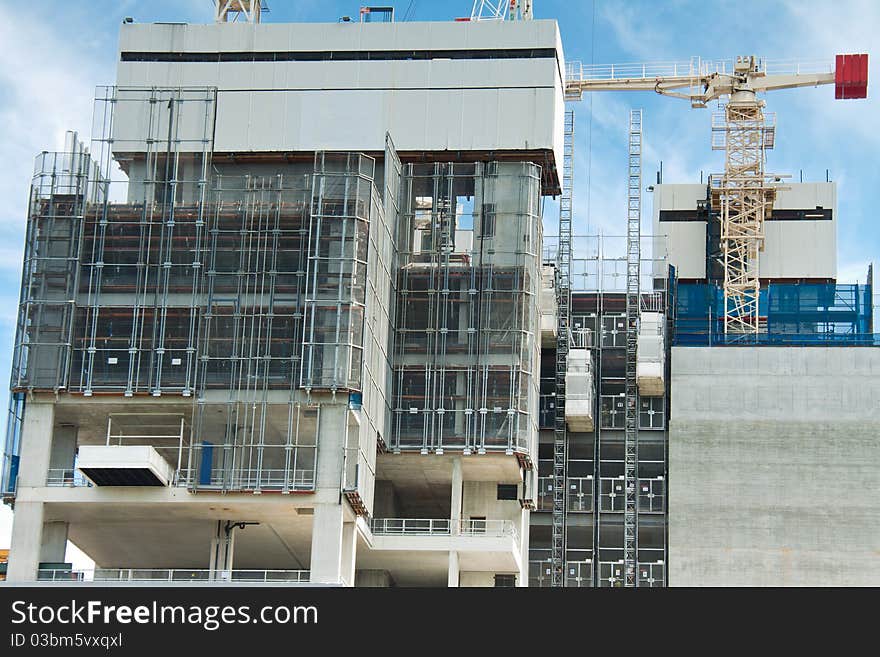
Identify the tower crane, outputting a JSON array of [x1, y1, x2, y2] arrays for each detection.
[[470, 0, 533, 21], [566, 54, 868, 335]]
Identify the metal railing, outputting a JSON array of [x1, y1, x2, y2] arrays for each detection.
[[566, 58, 834, 85], [45, 469, 93, 487], [37, 569, 310, 583], [369, 518, 451, 535], [44, 466, 317, 491], [179, 468, 316, 491], [369, 518, 518, 540], [459, 519, 518, 540]]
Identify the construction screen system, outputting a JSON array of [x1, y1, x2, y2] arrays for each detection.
[[391, 161, 542, 456], [2, 86, 542, 499], [3, 87, 398, 496]]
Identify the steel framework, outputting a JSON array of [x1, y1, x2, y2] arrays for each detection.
[[711, 99, 775, 335], [624, 109, 642, 586], [551, 109, 574, 586], [470, 0, 533, 21]]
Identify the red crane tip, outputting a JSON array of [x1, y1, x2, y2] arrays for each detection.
[[835, 53, 868, 99]]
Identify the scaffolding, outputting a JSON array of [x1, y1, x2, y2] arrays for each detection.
[[674, 281, 877, 346], [551, 109, 574, 586], [390, 161, 542, 456], [11, 133, 103, 392], [623, 109, 642, 587], [531, 232, 669, 587], [6, 86, 400, 498]]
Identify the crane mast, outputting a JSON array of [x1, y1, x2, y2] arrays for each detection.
[[711, 61, 776, 334]]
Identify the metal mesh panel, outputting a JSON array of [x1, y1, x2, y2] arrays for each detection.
[[390, 161, 542, 455]]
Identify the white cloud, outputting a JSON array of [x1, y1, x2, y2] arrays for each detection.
[[0, 8, 114, 276]]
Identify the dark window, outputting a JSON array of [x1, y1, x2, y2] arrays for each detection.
[[494, 574, 516, 587], [659, 209, 702, 222], [121, 47, 558, 64], [497, 484, 518, 500], [767, 207, 833, 221]]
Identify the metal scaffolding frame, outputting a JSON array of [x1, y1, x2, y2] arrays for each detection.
[[531, 231, 669, 587], [710, 102, 776, 336], [624, 109, 642, 586], [6, 87, 399, 498], [551, 109, 574, 586], [390, 161, 542, 456]]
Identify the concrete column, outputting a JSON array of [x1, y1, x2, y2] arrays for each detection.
[[450, 457, 462, 535], [518, 506, 530, 587], [40, 521, 69, 563], [49, 425, 78, 473], [310, 503, 346, 585], [209, 521, 236, 578], [6, 502, 45, 582], [314, 405, 346, 493], [341, 521, 357, 587], [448, 550, 460, 587], [17, 402, 55, 488]]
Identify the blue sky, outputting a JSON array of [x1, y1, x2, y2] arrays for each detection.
[[0, 0, 878, 559]]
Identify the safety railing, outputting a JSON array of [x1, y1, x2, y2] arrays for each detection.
[[179, 468, 316, 491], [566, 59, 706, 83], [369, 518, 518, 541], [567, 58, 833, 86], [458, 519, 518, 540], [37, 569, 310, 583], [45, 469, 93, 487], [369, 518, 451, 535]]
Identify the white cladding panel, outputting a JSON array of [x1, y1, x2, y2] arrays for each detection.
[[114, 20, 564, 168], [653, 183, 837, 281], [652, 184, 706, 279]]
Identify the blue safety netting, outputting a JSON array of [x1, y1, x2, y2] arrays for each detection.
[[673, 281, 877, 346]]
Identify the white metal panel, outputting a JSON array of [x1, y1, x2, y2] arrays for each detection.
[[654, 182, 837, 281], [115, 19, 564, 169], [657, 222, 706, 279], [118, 20, 562, 55], [76, 445, 175, 487], [118, 59, 559, 93], [760, 220, 836, 279]]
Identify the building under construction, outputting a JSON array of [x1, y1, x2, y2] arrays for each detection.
[[2, 2, 877, 587]]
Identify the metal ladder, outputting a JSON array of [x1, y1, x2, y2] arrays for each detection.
[[551, 109, 574, 586], [624, 109, 642, 587]]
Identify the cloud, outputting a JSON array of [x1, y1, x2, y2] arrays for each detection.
[[0, 9, 114, 275]]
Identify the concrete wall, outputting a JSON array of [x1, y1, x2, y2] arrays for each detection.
[[462, 481, 521, 523], [669, 347, 880, 585]]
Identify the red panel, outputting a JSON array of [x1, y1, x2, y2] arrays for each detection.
[[836, 53, 869, 99], [856, 53, 869, 98], [835, 54, 844, 99]]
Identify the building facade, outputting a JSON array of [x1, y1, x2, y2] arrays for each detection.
[[2, 14, 565, 587], [3, 7, 877, 588]]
